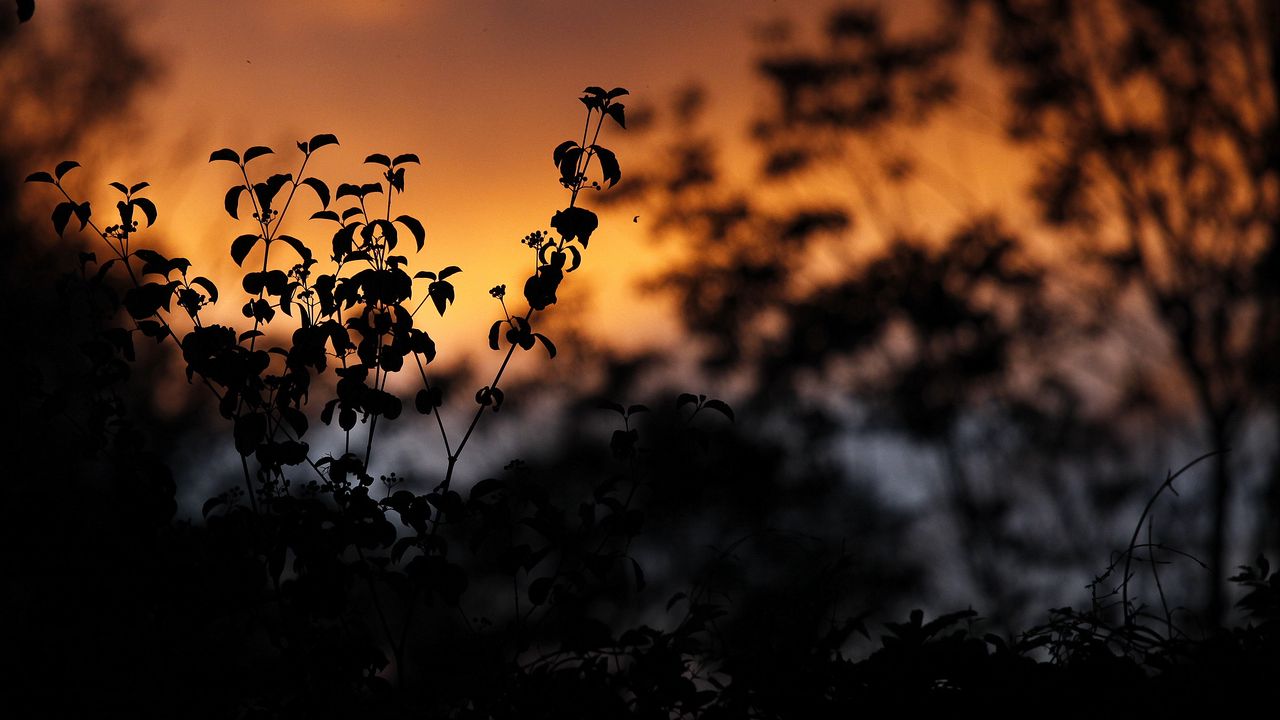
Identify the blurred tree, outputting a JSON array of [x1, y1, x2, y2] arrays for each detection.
[[610, 1, 1280, 622], [977, 0, 1280, 621]]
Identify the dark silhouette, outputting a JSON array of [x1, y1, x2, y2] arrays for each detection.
[[608, 1, 1280, 626], [6, 3, 1280, 717]]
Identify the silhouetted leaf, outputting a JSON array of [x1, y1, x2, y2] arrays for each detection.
[[428, 280, 454, 316], [129, 181, 150, 194], [224, 185, 246, 219], [558, 147, 583, 182], [703, 399, 734, 422], [488, 320, 503, 350], [307, 133, 338, 153], [392, 153, 420, 165], [311, 210, 340, 222], [438, 265, 461, 280], [365, 153, 391, 167], [677, 393, 698, 410], [553, 140, 578, 167], [395, 215, 426, 251], [133, 248, 169, 276], [550, 206, 598, 246], [528, 577, 553, 606], [606, 103, 626, 129], [131, 197, 158, 227], [201, 495, 227, 518], [51, 199, 73, 234], [209, 148, 240, 164], [278, 234, 312, 263], [336, 182, 361, 200], [109, 181, 129, 194], [565, 245, 582, 272], [243, 145, 273, 163], [606, 87, 629, 100], [17, 0, 33, 22], [55, 160, 80, 179], [73, 202, 91, 230], [627, 404, 650, 416], [231, 234, 260, 266], [534, 333, 556, 358], [597, 400, 625, 416], [630, 557, 646, 591], [593, 146, 621, 187], [25, 171, 54, 184], [192, 276, 219, 303], [301, 177, 329, 208]]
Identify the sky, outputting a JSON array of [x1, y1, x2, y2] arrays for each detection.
[[28, 0, 823, 360], [24, 0, 1036, 368]]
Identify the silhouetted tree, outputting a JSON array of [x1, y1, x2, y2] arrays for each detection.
[[976, 0, 1280, 621], [610, 1, 1280, 622]]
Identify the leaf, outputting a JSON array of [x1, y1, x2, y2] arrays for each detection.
[[55, 160, 80, 179], [17, 0, 33, 22], [278, 235, 312, 263], [341, 207, 364, 222], [209, 148, 240, 164], [310, 210, 340, 222], [630, 557, 646, 591], [307, 133, 339, 153], [109, 181, 129, 194], [130, 197, 158, 227], [553, 140, 578, 167], [606, 103, 626, 129], [488, 320, 503, 350], [231, 234, 260, 266], [703, 399, 734, 422], [428, 280, 454, 316], [437, 265, 461, 280], [129, 181, 150, 194], [583, 86, 607, 97], [558, 147, 583, 182], [192, 276, 219, 303], [677, 393, 699, 410], [73, 202, 91, 230], [24, 171, 54, 184], [52, 202, 74, 236], [565, 245, 582, 272], [395, 215, 426, 252], [392, 153, 420, 165], [133, 248, 170, 276], [301, 177, 330, 208], [666, 592, 687, 611], [550, 206, 598, 247], [335, 182, 361, 200], [597, 399, 625, 416], [243, 145, 273, 163], [528, 577, 553, 606], [606, 87, 629, 100], [627, 404, 650, 416], [364, 153, 391, 167], [116, 200, 134, 229], [534, 333, 556, 359], [224, 185, 246, 219], [202, 495, 228, 518], [593, 146, 621, 187]]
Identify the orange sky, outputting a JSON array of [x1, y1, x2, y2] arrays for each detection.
[[27, 0, 1037, 373]]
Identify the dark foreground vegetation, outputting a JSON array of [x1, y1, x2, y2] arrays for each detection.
[[4, 2, 1279, 717]]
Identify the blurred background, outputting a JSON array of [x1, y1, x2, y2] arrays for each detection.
[[5, 0, 1278, 634]]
